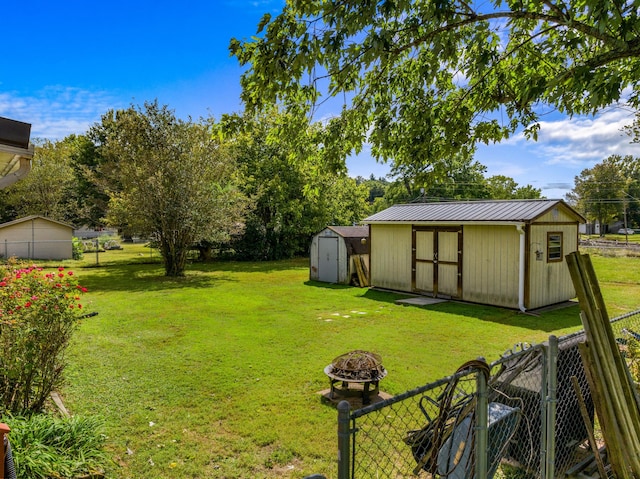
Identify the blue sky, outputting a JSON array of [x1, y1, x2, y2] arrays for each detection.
[[2, 0, 639, 199]]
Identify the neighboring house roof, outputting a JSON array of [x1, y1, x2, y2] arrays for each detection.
[[327, 225, 369, 237], [363, 199, 586, 224], [0, 215, 74, 230]]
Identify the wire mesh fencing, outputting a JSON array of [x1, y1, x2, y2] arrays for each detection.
[[346, 364, 483, 478], [611, 309, 640, 386], [489, 343, 549, 477], [334, 309, 640, 479], [341, 348, 540, 478]]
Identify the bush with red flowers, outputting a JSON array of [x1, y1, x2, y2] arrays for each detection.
[[0, 260, 89, 413]]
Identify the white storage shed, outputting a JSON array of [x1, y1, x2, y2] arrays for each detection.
[[310, 226, 369, 285], [363, 199, 585, 310], [0, 215, 74, 261]]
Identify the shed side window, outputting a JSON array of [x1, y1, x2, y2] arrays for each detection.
[[547, 232, 563, 262]]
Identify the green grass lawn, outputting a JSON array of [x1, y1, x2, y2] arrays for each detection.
[[55, 245, 640, 478]]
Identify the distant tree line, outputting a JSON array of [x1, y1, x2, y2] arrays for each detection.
[[356, 155, 542, 215], [566, 155, 640, 232], [0, 101, 541, 276]]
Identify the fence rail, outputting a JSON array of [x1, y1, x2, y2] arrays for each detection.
[[332, 310, 640, 479], [579, 239, 640, 253]]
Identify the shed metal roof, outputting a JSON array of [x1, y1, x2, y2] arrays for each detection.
[[363, 199, 585, 224], [327, 225, 369, 237]]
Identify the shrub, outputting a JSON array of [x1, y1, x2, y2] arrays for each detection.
[[71, 237, 84, 260], [7, 413, 108, 479], [0, 261, 88, 413]]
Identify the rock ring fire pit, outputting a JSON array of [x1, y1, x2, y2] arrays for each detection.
[[324, 350, 387, 404]]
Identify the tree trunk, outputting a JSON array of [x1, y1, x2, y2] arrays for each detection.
[[161, 241, 188, 277]]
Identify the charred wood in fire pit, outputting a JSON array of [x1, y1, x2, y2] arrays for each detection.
[[328, 350, 386, 381]]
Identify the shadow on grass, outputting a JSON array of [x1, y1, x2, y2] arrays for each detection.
[[304, 280, 352, 290], [75, 256, 583, 334], [80, 256, 308, 272], [77, 263, 239, 293], [426, 301, 583, 333], [361, 289, 583, 333], [361, 288, 415, 304], [305, 281, 417, 304], [199, 258, 309, 273], [77, 257, 310, 293]]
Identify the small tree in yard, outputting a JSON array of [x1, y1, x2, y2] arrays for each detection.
[[99, 101, 249, 276]]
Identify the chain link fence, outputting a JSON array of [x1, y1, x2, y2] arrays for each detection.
[[348, 365, 484, 478], [329, 309, 640, 479]]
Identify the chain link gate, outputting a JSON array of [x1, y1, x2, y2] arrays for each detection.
[[329, 309, 640, 479], [334, 342, 547, 478]]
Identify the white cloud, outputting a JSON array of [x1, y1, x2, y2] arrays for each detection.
[[222, 0, 282, 13], [510, 107, 640, 166], [0, 87, 122, 140], [476, 107, 640, 197]]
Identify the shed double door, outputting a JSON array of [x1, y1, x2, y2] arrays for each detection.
[[412, 226, 462, 298]]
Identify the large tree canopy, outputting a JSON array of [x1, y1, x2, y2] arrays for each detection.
[[97, 101, 249, 276], [566, 155, 628, 230], [219, 109, 370, 260], [4, 138, 77, 223], [231, 0, 640, 173], [567, 154, 640, 230]]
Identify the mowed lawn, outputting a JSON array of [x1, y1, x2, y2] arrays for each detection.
[[60, 246, 640, 478]]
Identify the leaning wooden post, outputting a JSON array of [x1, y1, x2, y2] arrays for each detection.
[[571, 375, 608, 479], [567, 252, 640, 477]]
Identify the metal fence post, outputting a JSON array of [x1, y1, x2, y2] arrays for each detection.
[[539, 342, 548, 479], [337, 400, 351, 479], [475, 362, 488, 479], [545, 335, 558, 479]]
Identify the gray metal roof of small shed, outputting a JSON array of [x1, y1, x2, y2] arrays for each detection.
[[319, 226, 369, 255], [363, 199, 585, 224], [327, 225, 369, 237]]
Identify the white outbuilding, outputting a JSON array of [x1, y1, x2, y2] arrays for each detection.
[[310, 226, 370, 285], [362, 199, 586, 310], [0, 215, 74, 261]]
